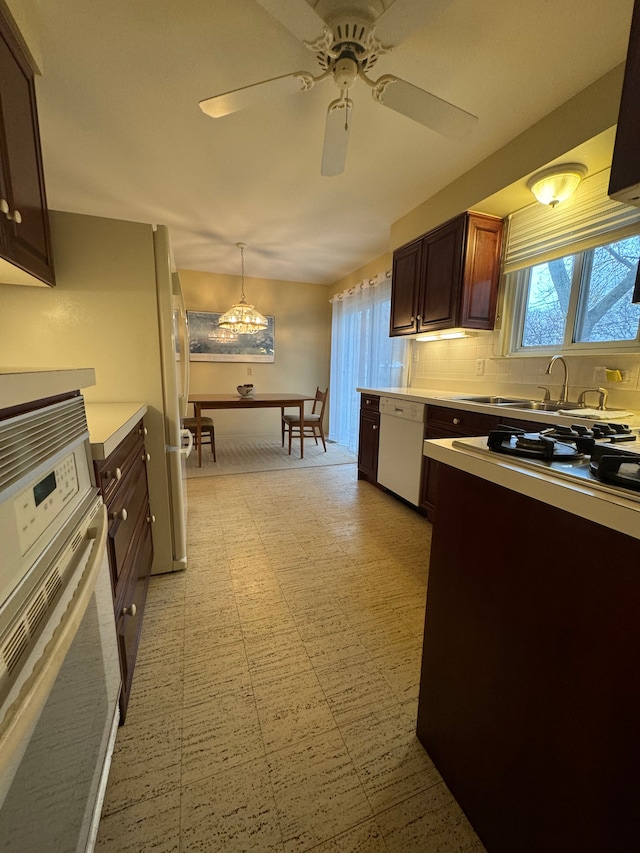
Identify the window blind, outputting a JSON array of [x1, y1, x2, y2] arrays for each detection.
[[503, 168, 640, 273]]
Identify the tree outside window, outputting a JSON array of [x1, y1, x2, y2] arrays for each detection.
[[518, 235, 640, 349]]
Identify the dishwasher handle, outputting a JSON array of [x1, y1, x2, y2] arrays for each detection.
[[379, 397, 425, 423]]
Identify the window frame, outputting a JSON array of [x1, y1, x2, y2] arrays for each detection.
[[501, 235, 640, 357]]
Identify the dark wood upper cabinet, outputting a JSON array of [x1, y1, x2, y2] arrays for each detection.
[[418, 215, 466, 330], [0, 7, 55, 286], [389, 239, 422, 334], [609, 0, 640, 207], [390, 211, 503, 336]]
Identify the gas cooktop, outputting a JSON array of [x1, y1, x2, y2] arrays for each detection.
[[451, 424, 640, 505]]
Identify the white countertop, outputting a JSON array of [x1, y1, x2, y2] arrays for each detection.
[[0, 367, 96, 409], [423, 436, 640, 540], [356, 385, 639, 428], [85, 402, 148, 459]]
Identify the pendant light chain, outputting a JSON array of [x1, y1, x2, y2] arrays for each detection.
[[239, 242, 246, 302]]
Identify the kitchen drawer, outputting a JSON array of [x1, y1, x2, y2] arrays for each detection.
[[94, 420, 145, 504], [360, 393, 380, 412], [115, 511, 153, 723], [108, 460, 150, 597], [427, 405, 498, 436]]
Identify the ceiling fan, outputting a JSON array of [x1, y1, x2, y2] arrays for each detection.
[[199, 0, 478, 176]]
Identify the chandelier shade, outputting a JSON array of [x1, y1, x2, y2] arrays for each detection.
[[218, 243, 268, 334]]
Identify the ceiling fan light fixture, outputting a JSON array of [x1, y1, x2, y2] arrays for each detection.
[[333, 56, 358, 90], [527, 163, 587, 207], [218, 243, 269, 334]]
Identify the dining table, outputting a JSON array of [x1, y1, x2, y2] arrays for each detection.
[[188, 392, 314, 466]]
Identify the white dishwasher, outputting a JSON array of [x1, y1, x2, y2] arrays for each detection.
[[377, 396, 426, 506]]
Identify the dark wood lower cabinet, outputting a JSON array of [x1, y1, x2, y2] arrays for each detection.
[[417, 465, 640, 853], [357, 394, 380, 485], [420, 406, 502, 520], [94, 418, 153, 723], [115, 511, 152, 716]]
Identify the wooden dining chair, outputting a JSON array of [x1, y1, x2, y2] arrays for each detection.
[[281, 387, 328, 455], [183, 416, 216, 461]]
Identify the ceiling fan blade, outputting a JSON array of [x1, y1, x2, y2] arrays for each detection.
[[253, 0, 326, 44], [199, 73, 308, 118], [374, 0, 453, 46], [321, 99, 352, 177], [374, 75, 478, 138]]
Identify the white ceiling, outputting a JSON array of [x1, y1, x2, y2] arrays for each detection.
[[28, 0, 634, 284]]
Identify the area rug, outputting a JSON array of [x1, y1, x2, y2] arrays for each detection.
[[185, 435, 357, 478]]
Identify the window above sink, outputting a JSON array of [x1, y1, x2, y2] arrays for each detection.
[[500, 168, 640, 357], [505, 234, 640, 355]]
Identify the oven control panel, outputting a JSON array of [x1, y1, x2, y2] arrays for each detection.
[[14, 453, 81, 556]]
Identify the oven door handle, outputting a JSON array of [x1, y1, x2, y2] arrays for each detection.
[[0, 504, 109, 794]]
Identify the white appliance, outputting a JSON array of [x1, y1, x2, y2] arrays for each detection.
[[0, 392, 120, 853], [153, 225, 192, 572], [377, 396, 426, 506]]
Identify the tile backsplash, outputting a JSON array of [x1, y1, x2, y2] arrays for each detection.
[[410, 332, 640, 409]]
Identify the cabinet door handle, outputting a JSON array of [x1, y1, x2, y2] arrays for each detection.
[[108, 467, 123, 481], [1, 199, 22, 224], [122, 603, 137, 617], [453, 417, 461, 425], [111, 507, 128, 521], [372, 424, 378, 430], [147, 513, 156, 524], [142, 452, 151, 462], [139, 426, 148, 436]]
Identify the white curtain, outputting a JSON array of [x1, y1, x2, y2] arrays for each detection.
[[329, 272, 409, 453]]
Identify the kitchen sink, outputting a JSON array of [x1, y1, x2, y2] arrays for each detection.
[[450, 395, 529, 405], [499, 400, 582, 412], [453, 396, 589, 412]]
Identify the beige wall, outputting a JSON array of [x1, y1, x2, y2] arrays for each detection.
[[0, 210, 175, 573], [327, 251, 393, 300], [391, 65, 626, 251], [180, 268, 331, 436], [0, 211, 164, 405]]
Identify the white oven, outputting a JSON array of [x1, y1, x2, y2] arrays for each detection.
[[0, 395, 120, 852]]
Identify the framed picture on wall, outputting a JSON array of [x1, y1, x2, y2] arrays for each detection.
[[187, 311, 275, 362]]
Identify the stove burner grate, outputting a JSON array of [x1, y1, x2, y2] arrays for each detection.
[[487, 428, 584, 461]]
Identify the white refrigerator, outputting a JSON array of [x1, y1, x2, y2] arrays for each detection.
[[153, 224, 192, 572]]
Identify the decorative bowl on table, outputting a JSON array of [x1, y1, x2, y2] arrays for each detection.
[[237, 384, 254, 397]]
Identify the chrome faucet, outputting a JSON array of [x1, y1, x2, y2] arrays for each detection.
[[545, 355, 569, 403]]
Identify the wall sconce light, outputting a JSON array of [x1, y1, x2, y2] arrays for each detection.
[[527, 163, 587, 208], [415, 330, 476, 342]]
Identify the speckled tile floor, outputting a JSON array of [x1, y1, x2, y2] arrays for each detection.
[[96, 464, 486, 853]]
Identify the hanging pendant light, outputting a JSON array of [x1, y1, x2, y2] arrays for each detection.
[[218, 243, 268, 334]]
